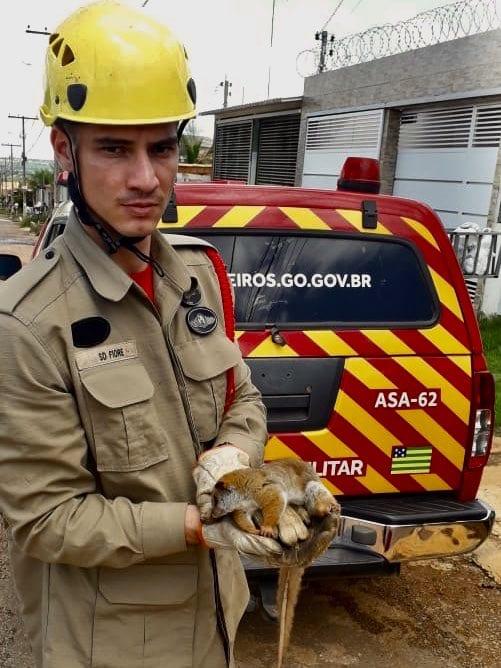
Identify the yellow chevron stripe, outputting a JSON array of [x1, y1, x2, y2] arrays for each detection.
[[349, 357, 466, 472], [265, 436, 300, 460], [323, 478, 344, 496], [335, 390, 395, 456], [410, 473, 452, 491], [402, 217, 440, 250], [421, 324, 469, 354], [304, 330, 357, 356], [306, 429, 355, 458], [157, 205, 206, 228], [264, 436, 344, 494], [212, 205, 265, 228], [347, 358, 395, 389], [395, 356, 470, 422], [247, 336, 298, 357], [304, 429, 399, 493], [335, 382, 459, 488], [399, 410, 464, 469], [279, 207, 331, 230], [360, 466, 400, 493], [336, 209, 391, 235], [361, 330, 415, 356], [429, 268, 463, 320], [451, 355, 472, 375], [234, 331, 244, 340]]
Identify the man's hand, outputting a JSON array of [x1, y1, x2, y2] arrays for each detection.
[[202, 517, 283, 558], [184, 504, 203, 546], [261, 512, 340, 567], [192, 445, 250, 521]]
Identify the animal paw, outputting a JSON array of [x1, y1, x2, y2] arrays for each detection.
[[278, 506, 309, 545], [259, 525, 278, 539], [293, 505, 311, 525]]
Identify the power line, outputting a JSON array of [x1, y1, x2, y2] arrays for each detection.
[[8, 114, 38, 217], [27, 126, 45, 154], [320, 0, 347, 31], [349, 0, 364, 16]]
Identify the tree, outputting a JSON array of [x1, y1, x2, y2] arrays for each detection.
[[27, 168, 53, 191], [181, 136, 203, 164], [180, 120, 210, 164]]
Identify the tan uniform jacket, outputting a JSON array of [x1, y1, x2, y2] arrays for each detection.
[[0, 210, 267, 668]]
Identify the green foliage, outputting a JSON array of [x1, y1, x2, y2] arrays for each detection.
[[27, 168, 53, 190], [479, 315, 501, 431], [181, 136, 203, 164]]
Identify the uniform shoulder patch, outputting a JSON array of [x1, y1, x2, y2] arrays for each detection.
[[0, 247, 60, 315], [165, 233, 215, 250]]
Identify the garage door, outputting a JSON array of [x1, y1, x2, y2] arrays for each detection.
[[393, 105, 501, 230], [302, 109, 384, 189]]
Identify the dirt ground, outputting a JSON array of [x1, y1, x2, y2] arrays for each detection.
[[1, 219, 500, 667]]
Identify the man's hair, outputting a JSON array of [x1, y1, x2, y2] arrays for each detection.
[[54, 118, 80, 146]]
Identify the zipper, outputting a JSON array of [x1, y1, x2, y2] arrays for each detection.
[[165, 335, 203, 458], [162, 309, 231, 665], [210, 549, 231, 666]]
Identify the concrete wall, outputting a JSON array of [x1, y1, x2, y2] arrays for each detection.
[[295, 29, 501, 185]]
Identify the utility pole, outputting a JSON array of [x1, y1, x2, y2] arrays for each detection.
[[315, 30, 334, 74], [218, 77, 232, 108], [0, 157, 6, 197], [1, 143, 21, 205], [8, 114, 38, 217]]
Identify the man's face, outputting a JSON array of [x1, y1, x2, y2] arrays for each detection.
[[52, 122, 178, 237]]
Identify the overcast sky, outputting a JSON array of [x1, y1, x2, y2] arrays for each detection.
[[0, 0, 492, 161]]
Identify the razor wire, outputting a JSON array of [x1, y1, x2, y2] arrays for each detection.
[[297, 0, 499, 77]]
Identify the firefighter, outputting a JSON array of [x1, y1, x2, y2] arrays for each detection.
[[0, 2, 288, 666]]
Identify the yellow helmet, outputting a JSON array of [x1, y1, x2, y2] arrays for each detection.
[[40, 0, 196, 127]]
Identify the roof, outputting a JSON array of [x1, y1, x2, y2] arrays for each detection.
[[200, 96, 303, 119]]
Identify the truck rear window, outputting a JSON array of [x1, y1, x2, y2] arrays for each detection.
[[184, 232, 438, 328]]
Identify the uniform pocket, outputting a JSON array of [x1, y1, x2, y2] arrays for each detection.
[[80, 360, 169, 472], [175, 334, 241, 443], [93, 565, 197, 668]]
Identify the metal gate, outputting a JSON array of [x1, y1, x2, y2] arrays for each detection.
[[301, 109, 384, 189], [255, 115, 300, 186], [394, 104, 501, 229]]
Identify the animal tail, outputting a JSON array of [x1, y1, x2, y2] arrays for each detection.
[[277, 566, 304, 668]]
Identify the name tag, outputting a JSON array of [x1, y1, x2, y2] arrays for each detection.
[[75, 340, 138, 370]]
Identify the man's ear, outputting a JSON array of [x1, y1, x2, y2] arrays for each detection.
[[50, 126, 74, 172]]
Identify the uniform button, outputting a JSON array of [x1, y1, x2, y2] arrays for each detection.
[[45, 249, 55, 260]]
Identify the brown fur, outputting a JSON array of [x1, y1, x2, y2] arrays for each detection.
[[212, 458, 340, 667], [213, 458, 336, 538]]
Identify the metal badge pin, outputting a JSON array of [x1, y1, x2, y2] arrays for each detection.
[[181, 277, 202, 307], [186, 307, 218, 335]]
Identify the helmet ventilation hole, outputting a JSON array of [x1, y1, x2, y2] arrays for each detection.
[[49, 33, 60, 45], [61, 45, 75, 66], [51, 38, 63, 58]]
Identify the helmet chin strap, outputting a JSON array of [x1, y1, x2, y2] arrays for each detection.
[[64, 128, 166, 277]]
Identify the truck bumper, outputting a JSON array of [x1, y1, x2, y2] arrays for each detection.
[[243, 494, 495, 580], [337, 495, 494, 563]]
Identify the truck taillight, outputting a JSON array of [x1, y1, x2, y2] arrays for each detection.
[[468, 371, 495, 468]]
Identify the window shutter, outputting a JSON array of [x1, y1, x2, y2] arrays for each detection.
[[255, 115, 300, 186], [213, 121, 252, 182]]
